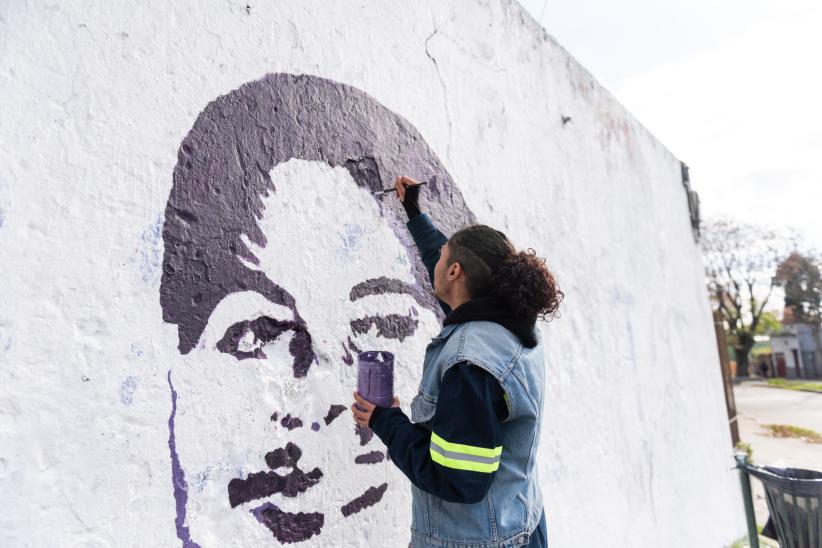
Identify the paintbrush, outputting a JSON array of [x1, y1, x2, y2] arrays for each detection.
[[373, 180, 429, 196]]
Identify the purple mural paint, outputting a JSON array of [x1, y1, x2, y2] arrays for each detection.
[[354, 451, 385, 464], [229, 441, 324, 508], [158, 73, 480, 539], [160, 73, 477, 362], [250, 502, 324, 543], [215, 316, 314, 377], [264, 442, 301, 469], [357, 351, 394, 408], [280, 414, 303, 430], [340, 483, 389, 517], [350, 314, 419, 342], [349, 276, 423, 302], [270, 412, 278, 422], [355, 424, 374, 446], [323, 404, 346, 426], [347, 336, 361, 355], [228, 466, 323, 507], [167, 371, 201, 548], [341, 341, 354, 366], [311, 422, 320, 431]]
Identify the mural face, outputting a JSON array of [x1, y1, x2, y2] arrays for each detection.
[[170, 159, 440, 544], [160, 73, 474, 546]]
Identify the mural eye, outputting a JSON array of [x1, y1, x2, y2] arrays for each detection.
[[217, 316, 294, 360], [349, 312, 419, 342]]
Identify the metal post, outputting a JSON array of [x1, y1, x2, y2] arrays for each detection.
[[715, 309, 740, 444], [735, 454, 760, 548]]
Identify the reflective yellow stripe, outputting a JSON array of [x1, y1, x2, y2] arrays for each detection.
[[430, 448, 501, 473], [430, 432, 503, 458]]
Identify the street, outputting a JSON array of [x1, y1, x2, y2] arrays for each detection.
[[733, 380, 822, 527]]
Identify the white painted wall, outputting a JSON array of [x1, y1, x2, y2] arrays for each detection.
[[0, 0, 746, 546]]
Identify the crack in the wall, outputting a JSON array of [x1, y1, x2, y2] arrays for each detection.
[[434, 30, 506, 74], [424, 28, 453, 163]]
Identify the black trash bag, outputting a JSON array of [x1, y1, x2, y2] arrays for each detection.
[[760, 515, 777, 540]]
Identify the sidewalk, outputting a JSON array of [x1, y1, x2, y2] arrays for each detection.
[[733, 378, 822, 531]]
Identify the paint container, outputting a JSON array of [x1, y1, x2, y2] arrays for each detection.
[[357, 351, 394, 408]]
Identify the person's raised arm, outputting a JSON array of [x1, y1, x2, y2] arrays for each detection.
[[395, 176, 451, 316]]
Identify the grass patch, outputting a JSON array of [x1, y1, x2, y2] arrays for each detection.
[[766, 378, 822, 393], [764, 423, 822, 443], [734, 441, 754, 462], [725, 536, 747, 548]]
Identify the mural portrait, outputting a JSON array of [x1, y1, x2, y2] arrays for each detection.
[[160, 73, 475, 545]]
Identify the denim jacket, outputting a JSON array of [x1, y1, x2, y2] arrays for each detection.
[[408, 319, 546, 547], [405, 214, 547, 547]]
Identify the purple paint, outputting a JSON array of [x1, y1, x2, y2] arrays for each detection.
[[355, 424, 373, 446], [158, 73, 480, 539], [354, 451, 385, 464], [349, 276, 425, 303], [357, 351, 394, 408], [250, 502, 324, 543], [120, 376, 138, 405], [311, 422, 320, 431], [216, 317, 314, 377], [340, 483, 389, 517], [341, 341, 353, 366], [280, 414, 303, 430], [270, 412, 278, 422], [264, 442, 301, 469], [228, 467, 323, 507], [160, 73, 476, 362], [347, 336, 361, 355], [167, 371, 201, 547], [350, 314, 419, 342], [323, 404, 346, 426], [137, 215, 163, 284]]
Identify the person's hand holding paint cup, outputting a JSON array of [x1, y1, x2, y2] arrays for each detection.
[[351, 392, 399, 428], [351, 350, 398, 428]]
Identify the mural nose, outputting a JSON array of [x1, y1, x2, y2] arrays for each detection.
[[264, 441, 302, 469]]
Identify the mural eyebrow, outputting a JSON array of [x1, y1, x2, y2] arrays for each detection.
[[349, 313, 419, 341], [348, 276, 418, 302]]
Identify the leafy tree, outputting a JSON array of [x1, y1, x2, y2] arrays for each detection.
[[701, 219, 789, 377], [754, 310, 782, 336], [775, 251, 822, 377]]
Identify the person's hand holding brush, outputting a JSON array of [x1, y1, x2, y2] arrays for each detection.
[[394, 175, 426, 219]]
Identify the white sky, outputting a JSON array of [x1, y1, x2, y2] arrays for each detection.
[[519, 0, 822, 249]]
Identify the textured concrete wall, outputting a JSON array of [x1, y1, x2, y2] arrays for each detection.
[[0, 1, 746, 546]]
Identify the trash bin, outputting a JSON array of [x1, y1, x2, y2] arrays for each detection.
[[740, 460, 822, 548]]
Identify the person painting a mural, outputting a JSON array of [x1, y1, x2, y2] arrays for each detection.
[[351, 176, 563, 547], [160, 72, 486, 546]]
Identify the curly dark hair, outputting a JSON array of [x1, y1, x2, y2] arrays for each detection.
[[447, 225, 563, 322]]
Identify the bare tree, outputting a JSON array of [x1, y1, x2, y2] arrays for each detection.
[[775, 251, 822, 377], [700, 219, 789, 377]]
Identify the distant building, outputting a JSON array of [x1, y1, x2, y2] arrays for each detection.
[[769, 323, 821, 379]]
